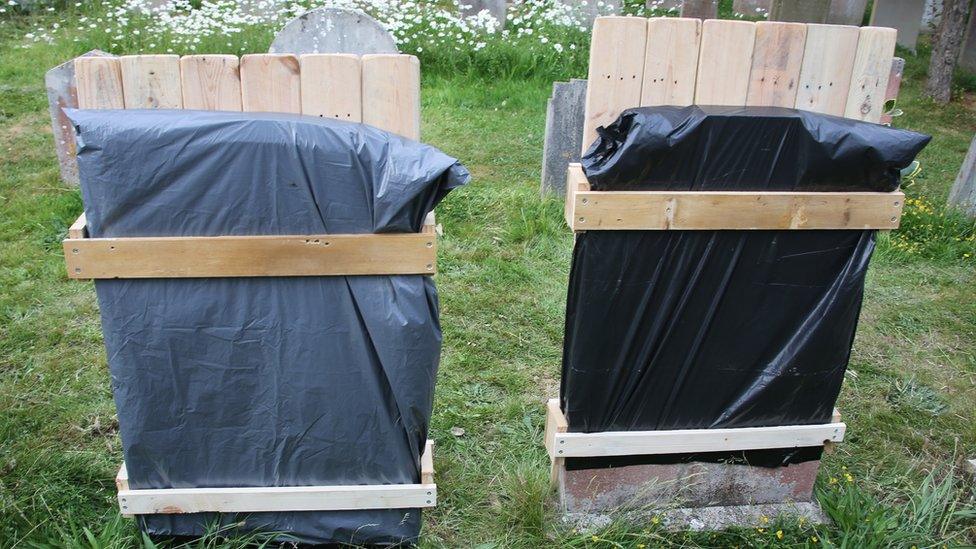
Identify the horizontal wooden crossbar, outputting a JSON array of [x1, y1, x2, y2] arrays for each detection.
[[565, 164, 903, 231], [544, 399, 845, 460], [117, 442, 436, 516], [63, 213, 437, 278]]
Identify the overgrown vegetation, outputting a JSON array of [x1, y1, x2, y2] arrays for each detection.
[[1, 0, 975, 547]]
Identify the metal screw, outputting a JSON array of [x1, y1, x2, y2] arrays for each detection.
[[427, 491, 432, 495], [559, 440, 564, 444], [426, 500, 432, 504], [426, 241, 433, 248], [426, 264, 433, 271], [558, 450, 563, 454], [894, 201, 900, 207], [581, 198, 588, 205], [74, 267, 81, 273], [890, 216, 897, 222], [72, 248, 79, 253], [578, 217, 585, 223]]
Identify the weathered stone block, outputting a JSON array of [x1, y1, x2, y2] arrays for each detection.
[[556, 0, 622, 24], [541, 79, 587, 197], [557, 459, 821, 512], [826, 0, 869, 25], [45, 50, 115, 187], [458, 0, 507, 27], [870, 0, 927, 51], [948, 134, 976, 218], [681, 0, 718, 19], [769, 0, 831, 23], [958, 2, 976, 73], [269, 8, 398, 55]]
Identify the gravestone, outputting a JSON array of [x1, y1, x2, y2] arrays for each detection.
[[959, 6, 976, 73], [269, 8, 398, 55], [769, 0, 831, 23], [45, 50, 116, 186], [733, 0, 771, 16], [646, 0, 683, 12], [826, 0, 869, 25], [458, 0, 506, 27], [870, 0, 927, 51], [948, 135, 976, 217], [681, 0, 718, 19], [541, 79, 587, 197]]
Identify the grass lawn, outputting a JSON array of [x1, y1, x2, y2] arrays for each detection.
[[2, 7, 976, 548]]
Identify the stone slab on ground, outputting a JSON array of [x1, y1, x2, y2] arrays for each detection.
[[826, 0, 869, 25], [870, 0, 927, 51], [733, 0, 771, 17], [458, 0, 506, 27], [681, 0, 718, 19], [269, 8, 397, 55], [948, 134, 976, 217], [769, 0, 831, 23], [557, 459, 821, 512], [45, 49, 115, 186], [563, 502, 829, 532], [541, 79, 587, 197]]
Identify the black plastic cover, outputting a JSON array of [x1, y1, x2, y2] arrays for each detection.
[[67, 109, 468, 545], [562, 106, 928, 469]]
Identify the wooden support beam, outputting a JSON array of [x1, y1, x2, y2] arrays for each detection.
[[63, 215, 437, 278], [565, 165, 903, 231], [116, 442, 436, 516], [544, 398, 568, 487], [544, 402, 845, 459]]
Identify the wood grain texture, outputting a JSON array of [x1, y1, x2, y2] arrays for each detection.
[[68, 213, 87, 239], [564, 163, 590, 228], [640, 17, 701, 107], [118, 482, 436, 515], [746, 21, 808, 107], [240, 54, 301, 113], [180, 55, 242, 111], [545, 398, 569, 486], [581, 16, 649, 152], [845, 26, 896, 122], [75, 57, 124, 109], [63, 229, 437, 279], [551, 421, 846, 458], [362, 54, 421, 139], [795, 24, 860, 115], [572, 189, 905, 230], [119, 55, 183, 109], [300, 54, 362, 121], [421, 441, 435, 485], [695, 19, 757, 105]]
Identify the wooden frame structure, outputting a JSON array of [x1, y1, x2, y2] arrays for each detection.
[[65, 53, 440, 514], [67, 53, 429, 279], [115, 442, 436, 517], [551, 17, 903, 483], [565, 17, 904, 233]]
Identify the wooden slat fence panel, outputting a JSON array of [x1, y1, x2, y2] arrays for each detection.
[[119, 55, 183, 109], [362, 54, 421, 140], [746, 21, 808, 107], [300, 54, 363, 121], [640, 17, 701, 107], [240, 54, 302, 113], [180, 55, 242, 111]]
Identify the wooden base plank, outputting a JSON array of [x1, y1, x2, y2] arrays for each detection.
[[565, 164, 903, 231], [544, 398, 845, 460], [63, 214, 437, 278], [118, 441, 436, 516]]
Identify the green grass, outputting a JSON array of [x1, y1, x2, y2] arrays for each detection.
[[2, 6, 976, 548]]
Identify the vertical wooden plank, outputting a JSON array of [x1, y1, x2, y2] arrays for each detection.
[[240, 54, 301, 114], [695, 20, 757, 105], [581, 16, 648, 153], [75, 57, 124, 109], [180, 55, 242, 111], [119, 55, 183, 109], [794, 24, 860, 116], [640, 17, 701, 107], [746, 21, 807, 107], [361, 54, 420, 140], [844, 26, 896, 123], [300, 54, 362, 121], [879, 57, 905, 125]]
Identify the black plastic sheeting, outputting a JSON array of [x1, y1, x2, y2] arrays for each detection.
[[562, 106, 928, 470], [66, 109, 469, 545]]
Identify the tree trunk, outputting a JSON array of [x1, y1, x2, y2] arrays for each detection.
[[924, 0, 973, 104]]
